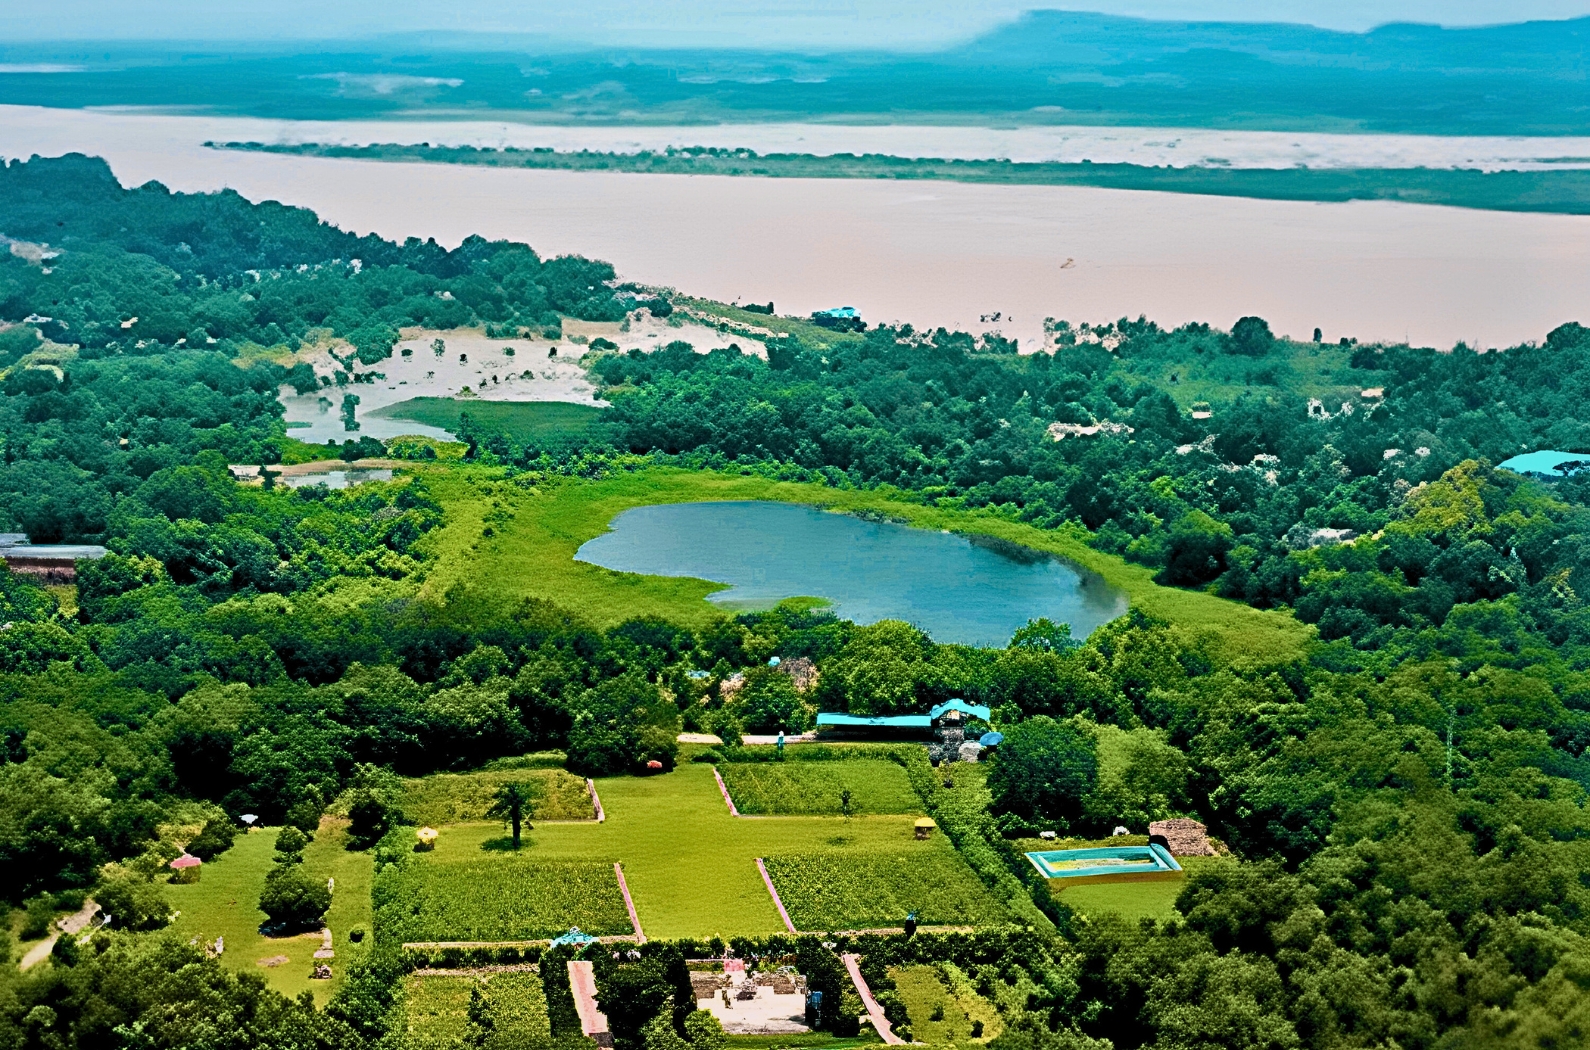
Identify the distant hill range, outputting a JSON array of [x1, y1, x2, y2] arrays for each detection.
[[2, 12, 1587, 133]]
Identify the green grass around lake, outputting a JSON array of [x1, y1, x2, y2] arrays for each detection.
[[163, 819, 373, 1005], [397, 969, 550, 1050], [378, 763, 964, 941], [370, 397, 606, 445], [417, 466, 1309, 664], [719, 760, 921, 816], [763, 851, 1009, 931], [219, 142, 1590, 217], [381, 856, 632, 943], [401, 769, 596, 827]]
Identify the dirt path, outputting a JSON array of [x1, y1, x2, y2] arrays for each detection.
[[842, 952, 905, 1045], [20, 900, 101, 971]]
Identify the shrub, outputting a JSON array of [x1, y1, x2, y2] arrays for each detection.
[[274, 826, 309, 862], [95, 872, 169, 931], [986, 717, 1097, 831], [20, 895, 54, 940], [260, 865, 331, 931], [184, 819, 236, 862]]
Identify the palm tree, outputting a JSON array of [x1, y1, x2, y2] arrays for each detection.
[[486, 783, 533, 849]]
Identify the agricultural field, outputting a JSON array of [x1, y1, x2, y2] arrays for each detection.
[[889, 963, 1002, 1045], [417, 467, 1309, 665], [718, 760, 921, 816], [380, 856, 631, 943], [395, 969, 550, 1050], [401, 769, 596, 827], [370, 397, 606, 445], [763, 852, 1010, 931], [164, 819, 373, 1005]]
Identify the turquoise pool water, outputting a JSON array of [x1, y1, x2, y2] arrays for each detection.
[[574, 501, 1128, 648], [1497, 450, 1590, 477], [1025, 845, 1182, 879]]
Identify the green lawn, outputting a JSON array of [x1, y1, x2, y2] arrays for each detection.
[[763, 852, 1009, 931], [401, 769, 595, 827], [396, 969, 550, 1050], [1051, 856, 1221, 923], [164, 818, 373, 1005], [370, 398, 605, 444], [889, 963, 1001, 1044], [384, 763, 968, 942], [416, 466, 1309, 665], [718, 760, 921, 816]]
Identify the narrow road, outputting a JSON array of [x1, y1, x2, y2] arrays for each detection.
[[568, 959, 612, 1042], [841, 953, 905, 1045], [20, 900, 101, 971]]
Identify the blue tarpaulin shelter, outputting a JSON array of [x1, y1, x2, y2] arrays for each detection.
[[816, 713, 932, 728], [929, 699, 992, 722]]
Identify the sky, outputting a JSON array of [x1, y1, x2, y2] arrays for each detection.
[[1, 0, 1586, 48]]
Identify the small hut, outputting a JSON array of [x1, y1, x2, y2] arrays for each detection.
[[914, 817, 937, 841], [415, 827, 438, 851], [170, 853, 202, 884]]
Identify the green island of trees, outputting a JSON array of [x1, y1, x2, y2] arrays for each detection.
[[0, 150, 1589, 1047]]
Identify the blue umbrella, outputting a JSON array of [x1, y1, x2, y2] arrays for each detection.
[[979, 732, 1004, 746]]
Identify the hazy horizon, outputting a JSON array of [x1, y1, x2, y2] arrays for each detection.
[[3, 0, 1587, 49]]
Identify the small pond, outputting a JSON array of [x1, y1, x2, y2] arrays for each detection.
[[574, 501, 1127, 647], [279, 469, 393, 490]]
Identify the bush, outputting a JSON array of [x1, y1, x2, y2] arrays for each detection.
[[259, 865, 331, 931], [20, 895, 54, 940], [95, 872, 169, 931], [274, 825, 309, 862], [184, 819, 236, 862], [1229, 315, 1274, 356]]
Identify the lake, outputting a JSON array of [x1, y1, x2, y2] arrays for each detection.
[[5, 105, 1589, 351], [574, 501, 1127, 647]]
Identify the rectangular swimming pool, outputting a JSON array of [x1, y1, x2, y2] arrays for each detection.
[[1025, 844, 1183, 882]]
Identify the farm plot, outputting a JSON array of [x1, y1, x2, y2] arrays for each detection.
[[718, 760, 920, 816], [888, 962, 1002, 1045], [764, 852, 1009, 931], [379, 857, 631, 943], [402, 769, 595, 827], [397, 970, 550, 1050]]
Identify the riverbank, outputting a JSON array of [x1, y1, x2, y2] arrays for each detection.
[[215, 141, 1590, 216]]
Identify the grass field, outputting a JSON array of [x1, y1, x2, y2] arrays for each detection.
[[417, 466, 1308, 664], [381, 764, 972, 941], [1050, 856, 1220, 923], [401, 769, 595, 827], [718, 760, 921, 817], [164, 818, 373, 1005], [763, 852, 1009, 931], [889, 963, 1002, 1044], [370, 398, 605, 444], [381, 856, 632, 942], [397, 969, 550, 1050]]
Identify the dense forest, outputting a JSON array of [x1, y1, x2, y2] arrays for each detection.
[[0, 151, 1589, 1048]]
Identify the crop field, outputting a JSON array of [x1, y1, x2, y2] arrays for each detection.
[[718, 760, 921, 816], [890, 963, 1002, 1044], [763, 852, 1010, 931], [401, 769, 595, 827], [371, 397, 606, 444], [397, 969, 550, 1050], [381, 857, 631, 943], [417, 466, 1308, 665]]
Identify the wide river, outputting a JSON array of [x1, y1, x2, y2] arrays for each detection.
[[2, 105, 1588, 351], [575, 501, 1128, 647]]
